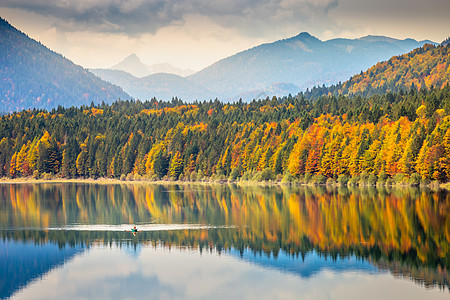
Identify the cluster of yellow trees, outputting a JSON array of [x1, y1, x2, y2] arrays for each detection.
[[5, 105, 450, 183], [285, 110, 450, 181]]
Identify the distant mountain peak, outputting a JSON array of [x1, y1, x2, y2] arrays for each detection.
[[296, 32, 312, 38], [110, 54, 150, 78], [122, 53, 141, 63], [290, 32, 321, 42], [111, 53, 144, 68]]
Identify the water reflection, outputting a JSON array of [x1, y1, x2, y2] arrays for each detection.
[[0, 239, 82, 299], [1, 242, 448, 300], [0, 183, 449, 296]]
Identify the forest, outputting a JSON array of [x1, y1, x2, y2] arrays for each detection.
[[1, 84, 450, 184]]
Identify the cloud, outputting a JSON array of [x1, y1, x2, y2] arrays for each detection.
[[0, 0, 339, 36]]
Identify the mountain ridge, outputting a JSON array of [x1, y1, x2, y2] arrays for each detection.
[[92, 32, 436, 102], [0, 17, 130, 112], [187, 32, 435, 101]]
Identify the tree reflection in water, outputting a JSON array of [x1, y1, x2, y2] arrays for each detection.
[[0, 183, 448, 290]]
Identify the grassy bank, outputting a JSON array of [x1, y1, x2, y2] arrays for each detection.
[[1, 175, 450, 191]]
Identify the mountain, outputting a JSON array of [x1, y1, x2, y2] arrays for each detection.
[[187, 32, 435, 100], [110, 54, 195, 78], [94, 33, 435, 102], [0, 17, 130, 112], [110, 54, 150, 78], [306, 43, 450, 98], [90, 69, 212, 101]]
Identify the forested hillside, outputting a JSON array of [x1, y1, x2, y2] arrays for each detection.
[[303, 43, 450, 99], [0, 18, 129, 112], [1, 85, 449, 183]]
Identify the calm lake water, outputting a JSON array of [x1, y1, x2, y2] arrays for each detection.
[[0, 183, 448, 299]]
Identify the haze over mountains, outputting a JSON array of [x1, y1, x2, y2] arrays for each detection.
[[0, 18, 129, 112], [0, 15, 439, 112], [189, 33, 434, 100], [90, 69, 213, 102], [110, 54, 195, 78], [92, 32, 434, 102]]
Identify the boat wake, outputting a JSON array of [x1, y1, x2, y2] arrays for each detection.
[[41, 224, 237, 232]]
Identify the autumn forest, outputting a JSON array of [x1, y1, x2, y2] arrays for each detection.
[[1, 80, 449, 185]]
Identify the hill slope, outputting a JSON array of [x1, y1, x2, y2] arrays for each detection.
[[304, 43, 450, 98], [188, 33, 434, 100], [343, 43, 450, 95], [0, 18, 129, 112]]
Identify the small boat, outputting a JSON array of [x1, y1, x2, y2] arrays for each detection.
[[125, 226, 139, 236]]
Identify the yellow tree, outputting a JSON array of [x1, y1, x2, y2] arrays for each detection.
[[26, 137, 39, 172], [442, 129, 450, 179], [76, 143, 88, 177], [9, 152, 17, 178], [288, 133, 308, 177], [16, 142, 31, 176], [169, 151, 183, 178]]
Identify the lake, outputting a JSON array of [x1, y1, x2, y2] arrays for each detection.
[[0, 183, 448, 299]]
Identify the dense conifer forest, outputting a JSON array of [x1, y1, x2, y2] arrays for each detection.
[[1, 85, 449, 184]]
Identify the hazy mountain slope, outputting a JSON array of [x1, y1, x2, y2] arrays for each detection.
[[89, 69, 138, 92], [188, 32, 434, 100], [90, 69, 212, 101], [110, 54, 195, 78], [148, 63, 195, 77], [0, 18, 129, 112]]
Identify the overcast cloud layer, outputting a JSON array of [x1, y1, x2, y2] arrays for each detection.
[[1, 0, 339, 35], [1, 0, 448, 70]]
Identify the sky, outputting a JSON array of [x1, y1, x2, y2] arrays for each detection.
[[1, 0, 449, 71]]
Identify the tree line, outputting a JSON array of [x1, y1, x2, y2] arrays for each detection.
[[0, 85, 449, 183]]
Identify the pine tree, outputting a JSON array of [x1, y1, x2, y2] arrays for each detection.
[[154, 152, 169, 178]]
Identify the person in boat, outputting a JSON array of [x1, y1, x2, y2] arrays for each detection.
[[126, 226, 139, 236]]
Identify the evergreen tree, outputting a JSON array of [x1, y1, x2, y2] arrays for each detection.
[[154, 152, 169, 178]]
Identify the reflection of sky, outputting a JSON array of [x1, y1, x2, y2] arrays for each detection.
[[6, 243, 448, 300]]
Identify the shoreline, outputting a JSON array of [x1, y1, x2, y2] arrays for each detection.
[[1, 176, 449, 190]]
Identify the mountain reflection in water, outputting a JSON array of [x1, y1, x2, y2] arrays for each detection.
[[0, 182, 448, 298]]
